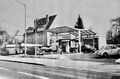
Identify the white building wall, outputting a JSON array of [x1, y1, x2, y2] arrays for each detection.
[[51, 34, 57, 50], [71, 34, 76, 39], [99, 35, 106, 49], [47, 32, 52, 46], [47, 15, 60, 49], [112, 25, 117, 37]]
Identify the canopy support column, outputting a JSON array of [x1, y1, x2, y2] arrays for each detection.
[[78, 29, 81, 53], [93, 35, 95, 48]]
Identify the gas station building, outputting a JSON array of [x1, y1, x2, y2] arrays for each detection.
[[47, 26, 98, 53]]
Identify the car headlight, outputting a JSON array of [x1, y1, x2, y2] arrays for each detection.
[[94, 50, 99, 54], [95, 50, 102, 55]]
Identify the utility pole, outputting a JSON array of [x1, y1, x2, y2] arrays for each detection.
[[34, 19, 37, 56], [15, 0, 27, 56]]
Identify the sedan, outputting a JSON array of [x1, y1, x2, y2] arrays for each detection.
[[94, 44, 120, 57]]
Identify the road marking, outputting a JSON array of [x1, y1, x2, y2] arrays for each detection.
[[17, 66, 87, 79], [0, 67, 9, 71], [0, 76, 10, 79], [18, 71, 49, 79], [38, 70, 86, 79]]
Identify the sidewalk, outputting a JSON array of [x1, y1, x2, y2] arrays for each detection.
[[0, 54, 120, 77]]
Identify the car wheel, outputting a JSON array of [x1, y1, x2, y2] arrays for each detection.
[[15, 50, 18, 54], [103, 52, 108, 57]]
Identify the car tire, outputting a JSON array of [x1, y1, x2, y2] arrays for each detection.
[[15, 50, 18, 54], [103, 52, 108, 57]]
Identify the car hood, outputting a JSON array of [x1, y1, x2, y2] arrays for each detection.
[[95, 49, 103, 53]]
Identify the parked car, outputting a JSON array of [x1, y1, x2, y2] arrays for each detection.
[[23, 47, 44, 55], [70, 45, 96, 53], [0, 48, 9, 56], [116, 44, 120, 48], [94, 44, 120, 57], [81, 45, 96, 53], [40, 47, 52, 52]]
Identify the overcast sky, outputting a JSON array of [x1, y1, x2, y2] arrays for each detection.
[[0, 0, 120, 37]]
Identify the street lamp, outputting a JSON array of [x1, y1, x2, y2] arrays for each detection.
[[15, 0, 27, 56]]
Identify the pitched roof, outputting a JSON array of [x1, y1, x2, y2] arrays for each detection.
[[37, 18, 47, 26], [26, 27, 34, 34], [26, 27, 34, 31], [36, 15, 57, 29], [48, 26, 78, 33], [0, 30, 6, 35], [48, 26, 96, 36]]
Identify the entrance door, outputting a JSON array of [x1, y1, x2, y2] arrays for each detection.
[[61, 41, 66, 52]]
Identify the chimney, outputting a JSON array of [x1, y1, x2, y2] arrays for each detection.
[[34, 18, 38, 28], [46, 14, 49, 23]]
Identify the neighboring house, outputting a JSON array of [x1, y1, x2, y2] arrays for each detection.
[[110, 17, 120, 37], [25, 27, 35, 44], [0, 30, 8, 45], [24, 14, 57, 46]]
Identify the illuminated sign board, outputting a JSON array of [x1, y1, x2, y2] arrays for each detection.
[[58, 33, 71, 39], [26, 30, 34, 33], [37, 28, 44, 32]]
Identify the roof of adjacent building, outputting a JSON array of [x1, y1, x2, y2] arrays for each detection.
[[48, 26, 78, 33], [26, 15, 57, 33], [26, 27, 34, 31], [26, 27, 34, 34], [37, 15, 57, 29]]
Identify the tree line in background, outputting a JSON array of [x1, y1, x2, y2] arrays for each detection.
[[106, 17, 120, 44], [106, 31, 120, 44]]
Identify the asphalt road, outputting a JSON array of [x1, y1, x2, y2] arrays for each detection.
[[0, 53, 120, 79], [0, 60, 82, 79], [0, 59, 116, 79]]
